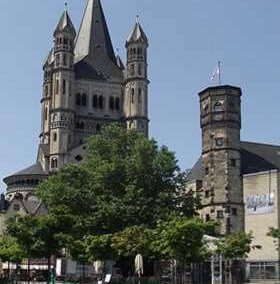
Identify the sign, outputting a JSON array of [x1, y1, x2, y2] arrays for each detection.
[[246, 193, 274, 215], [104, 274, 112, 283]]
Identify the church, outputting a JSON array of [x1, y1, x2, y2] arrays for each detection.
[[2, 0, 149, 202], [1, 0, 280, 282]]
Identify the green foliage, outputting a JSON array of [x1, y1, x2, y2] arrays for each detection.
[[216, 232, 260, 259], [267, 227, 280, 250], [151, 217, 216, 263], [7, 215, 63, 259], [111, 226, 153, 258], [0, 234, 26, 262], [35, 124, 201, 262]]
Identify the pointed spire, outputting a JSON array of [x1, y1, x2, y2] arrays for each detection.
[[126, 19, 148, 47], [54, 7, 76, 37], [75, 0, 117, 66]]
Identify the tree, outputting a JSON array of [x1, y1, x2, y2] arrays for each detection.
[[36, 124, 200, 263], [7, 215, 64, 281], [0, 234, 26, 263], [267, 227, 280, 250], [216, 232, 260, 260]]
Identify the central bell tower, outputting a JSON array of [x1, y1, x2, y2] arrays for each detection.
[[199, 85, 244, 235]]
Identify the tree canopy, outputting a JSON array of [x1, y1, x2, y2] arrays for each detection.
[[35, 124, 201, 261]]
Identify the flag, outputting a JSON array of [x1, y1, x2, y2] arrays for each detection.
[[209, 62, 221, 83]]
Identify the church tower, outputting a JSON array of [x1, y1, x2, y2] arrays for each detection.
[[124, 20, 149, 136], [199, 85, 244, 235], [49, 8, 76, 171]]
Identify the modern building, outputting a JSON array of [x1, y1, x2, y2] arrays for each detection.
[[187, 85, 280, 281]]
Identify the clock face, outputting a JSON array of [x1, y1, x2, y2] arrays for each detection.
[[213, 100, 224, 112], [215, 137, 224, 146]]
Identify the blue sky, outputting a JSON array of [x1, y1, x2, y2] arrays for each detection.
[[1, 0, 280, 191]]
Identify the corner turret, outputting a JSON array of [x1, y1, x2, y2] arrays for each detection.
[[124, 19, 149, 136]]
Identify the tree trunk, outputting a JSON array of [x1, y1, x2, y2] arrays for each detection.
[[27, 257, 30, 284], [47, 256, 51, 284]]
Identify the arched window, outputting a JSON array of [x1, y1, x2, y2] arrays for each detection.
[[93, 95, 98, 108], [131, 88, 135, 103], [138, 64, 142, 76], [51, 158, 58, 169], [63, 54, 67, 66], [44, 107, 48, 120], [62, 79, 66, 94], [98, 96, 104, 109], [109, 97, 115, 110], [82, 93, 87, 106], [115, 98, 120, 110], [138, 88, 142, 103], [76, 93, 82, 106], [44, 85, 48, 96], [96, 123, 101, 133], [130, 64, 135, 76], [55, 79, 59, 94]]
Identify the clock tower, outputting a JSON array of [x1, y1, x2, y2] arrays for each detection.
[[199, 85, 244, 235]]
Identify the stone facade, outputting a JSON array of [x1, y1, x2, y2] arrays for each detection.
[[3, 0, 150, 199], [199, 85, 244, 235]]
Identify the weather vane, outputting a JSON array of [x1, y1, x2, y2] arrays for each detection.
[[136, 15, 140, 23]]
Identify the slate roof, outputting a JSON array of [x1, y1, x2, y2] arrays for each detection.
[[74, 0, 122, 81], [54, 10, 76, 37], [4, 163, 47, 182], [126, 22, 148, 46], [187, 141, 280, 181]]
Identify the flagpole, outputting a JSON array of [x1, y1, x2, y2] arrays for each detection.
[[218, 61, 221, 86]]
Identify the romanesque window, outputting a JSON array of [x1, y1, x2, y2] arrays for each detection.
[[96, 123, 101, 133], [109, 97, 115, 110], [63, 54, 67, 66], [91, 95, 97, 108], [138, 88, 142, 103], [115, 98, 120, 110], [217, 210, 224, 218], [98, 96, 104, 109], [55, 54, 60, 67], [44, 107, 48, 120], [76, 93, 82, 106], [55, 79, 59, 94], [63, 79, 66, 94], [82, 93, 87, 106], [51, 158, 58, 169], [131, 88, 135, 103], [138, 64, 142, 76]]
